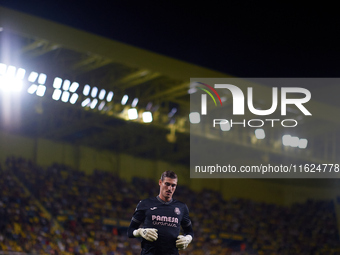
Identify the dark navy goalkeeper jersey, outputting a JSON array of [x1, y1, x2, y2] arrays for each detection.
[[127, 196, 193, 255]]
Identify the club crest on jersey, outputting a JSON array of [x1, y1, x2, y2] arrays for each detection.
[[174, 207, 181, 215]]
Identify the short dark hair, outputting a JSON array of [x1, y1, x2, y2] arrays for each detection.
[[160, 171, 177, 181]]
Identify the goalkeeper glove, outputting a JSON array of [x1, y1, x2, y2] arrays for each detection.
[[176, 235, 192, 250], [133, 228, 158, 242]]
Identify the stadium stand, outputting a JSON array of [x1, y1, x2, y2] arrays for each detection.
[[1, 156, 340, 255]]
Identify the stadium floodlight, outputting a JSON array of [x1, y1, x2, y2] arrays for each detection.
[[142, 111, 153, 123], [98, 89, 106, 100], [81, 98, 91, 107], [16, 68, 26, 80], [106, 91, 114, 102], [121, 95, 128, 105], [91, 87, 98, 98], [0, 77, 6, 91], [0, 66, 26, 92], [188, 87, 197, 94], [61, 91, 70, 102], [146, 102, 152, 110], [282, 135, 291, 146], [83, 85, 90, 96], [36, 85, 46, 97], [133, 98, 140, 108], [98, 101, 105, 110], [3, 77, 23, 92], [128, 108, 138, 120], [52, 89, 62, 100], [53, 77, 63, 89], [189, 112, 200, 124], [27, 84, 38, 94], [0, 63, 6, 75], [28, 72, 39, 83], [69, 82, 79, 93], [90, 99, 98, 109], [14, 69, 26, 91], [62, 80, 71, 91], [255, 129, 265, 139], [6, 65, 16, 78], [290, 136, 299, 147], [69, 93, 78, 104], [38, 73, 47, 85], [168, 108, 177, 118], [13, 80, 23, 91], [132, 98, 139, 107], [220, 120, 231, 131], [298, 138, 308, 149]]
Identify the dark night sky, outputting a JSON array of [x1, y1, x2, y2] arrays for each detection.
[[0, 1, 339, 77]]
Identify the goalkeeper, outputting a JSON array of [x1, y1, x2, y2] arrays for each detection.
[[127, 171, 194, 255]]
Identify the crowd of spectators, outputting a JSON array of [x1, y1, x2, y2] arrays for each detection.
[[1, 156, 340, 255], [0, 166, 57, 254]]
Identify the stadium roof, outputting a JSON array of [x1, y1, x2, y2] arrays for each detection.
[[1, 6, 340, 175]]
